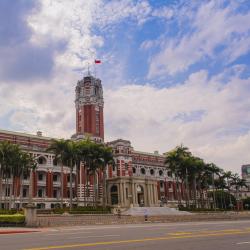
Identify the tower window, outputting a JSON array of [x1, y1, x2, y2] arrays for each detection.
[[96, 111, 100, 134]]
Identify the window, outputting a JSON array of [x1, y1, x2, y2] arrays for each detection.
[[167, 171, 172, 177], [96, 111, 100, 134], [38, 157, 46, 165], [38, 173, 43, 181], [159, 170, 163, 176], [150, 169, 155, 175], [160, 182, 164, 188], [38, 189, 43, 198], [22, 188, 27, 197], [132, 167, 136, 174], [53, 189, 57, 198], [53, 175, 58, 182], [53, 158, 58, 166], [125, 163, 128, 171], [23, 173, 28, 180], [5, 187, 10, 196], [140, 168, 145, 175]]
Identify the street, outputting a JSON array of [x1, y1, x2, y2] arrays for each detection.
[[1, 220, 250, 250]]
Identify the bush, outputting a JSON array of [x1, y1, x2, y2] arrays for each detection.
[[0, 209, 23, 215], [37, 206, 112, 215], [0, 214, 25, 224]]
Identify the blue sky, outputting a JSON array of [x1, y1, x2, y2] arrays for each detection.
[[0, 0, 250, 173]]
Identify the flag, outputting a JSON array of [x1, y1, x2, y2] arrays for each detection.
[[95, 59, 101, 64]]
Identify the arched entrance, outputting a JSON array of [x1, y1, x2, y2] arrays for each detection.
[[110, 185, 118, 205], [137, 185, 144, 207]]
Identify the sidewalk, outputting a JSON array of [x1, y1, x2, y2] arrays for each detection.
[[0, 227, 40, 234]]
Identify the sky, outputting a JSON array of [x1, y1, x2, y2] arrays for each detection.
[[0, 0, 250, 174]]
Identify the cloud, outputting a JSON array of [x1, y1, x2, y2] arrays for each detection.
[[105, 69, 250, 173], [0, 0, 249, 176], [148, 1, 250, 77], [0, 0, 63, 83]]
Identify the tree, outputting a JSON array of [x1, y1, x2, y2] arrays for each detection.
[[206, 163, 222, 209], [99, 145, 114, 207], [0, 141, 36, 209], [223, 171, 234, 208], [47, 139, 70, 208], [165, 145, 191, 206], [63, 140, 78, 210]]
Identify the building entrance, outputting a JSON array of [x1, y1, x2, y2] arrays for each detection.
[[137, 185, 144, 207]]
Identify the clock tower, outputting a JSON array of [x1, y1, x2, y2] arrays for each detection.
[[74, 75, 104, 142]]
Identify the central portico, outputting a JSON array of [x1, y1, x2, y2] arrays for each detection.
[[107, 177, 159, 208]]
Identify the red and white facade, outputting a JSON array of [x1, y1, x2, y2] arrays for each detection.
[[0, 74, 181, 209]]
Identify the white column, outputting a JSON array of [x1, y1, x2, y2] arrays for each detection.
[[120, 183, 124, 206], [123, 183, 126, 206], [134, 183, 138, 204]]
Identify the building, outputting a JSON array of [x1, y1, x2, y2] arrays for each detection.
[[0, 75, 180, 210], [240, 164, 250, 199]]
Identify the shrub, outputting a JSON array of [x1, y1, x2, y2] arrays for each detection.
[[0, 214, 25, 224], [0, 209, 23, 215], [37, 206, 112, 215]]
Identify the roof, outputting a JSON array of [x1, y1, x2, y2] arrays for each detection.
[[133, 150, 164, 158], [0, 128, 55, 141]]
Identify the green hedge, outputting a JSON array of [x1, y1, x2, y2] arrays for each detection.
[[0, 209, 23, 215], [37, 206, 111, 215], [0, 214, 25, 223]]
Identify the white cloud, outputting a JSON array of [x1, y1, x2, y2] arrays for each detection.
[[28, 0, 103, 71], [105, 69, 250, 173], [1, 0, 249, 176], [148, 1, 250, 77]]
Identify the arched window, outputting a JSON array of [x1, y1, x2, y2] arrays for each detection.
[[132, 167, 136, 174], [159, 170, 163, 176], [53, 158, 58, 166], [150, 169, 154, 175], [140, 168, 145, 175], [38, 156, 46, 165]]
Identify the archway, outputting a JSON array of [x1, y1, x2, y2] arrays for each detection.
[[110, 185, 118, 205], [137, 185, 144, 207]]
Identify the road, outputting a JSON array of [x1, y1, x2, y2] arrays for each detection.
[[1, 220, 250, 250]]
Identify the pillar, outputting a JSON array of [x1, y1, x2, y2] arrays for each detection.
[[24, 204, 37, 227]]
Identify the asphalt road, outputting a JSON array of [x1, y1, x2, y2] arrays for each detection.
[[1, 220, 250, 250]]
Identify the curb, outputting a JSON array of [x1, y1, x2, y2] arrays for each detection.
[[0, 230, 39, 235]]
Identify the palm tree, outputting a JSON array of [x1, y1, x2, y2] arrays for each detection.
[[206, 163, 222, 210], [165, 145, 191, 206], [63, 140, 78, 210], [47, 139, 69, 208], [223, 171, 233, 209], [99, 145, 114, 207], [231, 174, 247, 210]]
